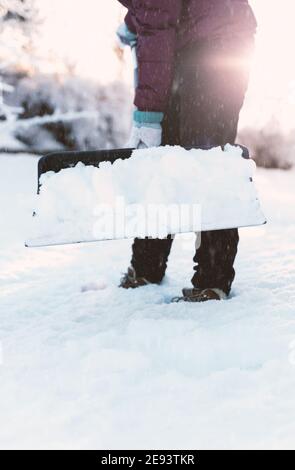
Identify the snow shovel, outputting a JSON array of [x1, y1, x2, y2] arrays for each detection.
[[25, 144, 266, 248]]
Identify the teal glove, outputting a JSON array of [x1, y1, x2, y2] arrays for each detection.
[[126, 111, 164, 149], [133, 110, 164, 129]]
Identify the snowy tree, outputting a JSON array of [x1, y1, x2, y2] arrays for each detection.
[[0, 1, 131, 152], [0, 0, 39, 121]]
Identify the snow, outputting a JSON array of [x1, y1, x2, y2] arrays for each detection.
[[1, 153, 295, 450], [29, 145, 266, 246], [0, 121, 26, 151]]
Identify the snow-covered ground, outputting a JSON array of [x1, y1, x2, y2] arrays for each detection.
[[0, 153, 295, 450]]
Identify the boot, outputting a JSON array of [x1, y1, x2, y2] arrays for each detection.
[[119, 267, 150, 289], [173, 287, 227, 303]]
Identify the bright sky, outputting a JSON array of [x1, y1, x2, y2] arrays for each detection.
[[37, 0, 123, 80], [242, 0, 295, 130], [37, 0, 295, 131]]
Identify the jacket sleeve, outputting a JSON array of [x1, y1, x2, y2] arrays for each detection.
[[118, 0, 137, 33], [133, 0, 182, 113]]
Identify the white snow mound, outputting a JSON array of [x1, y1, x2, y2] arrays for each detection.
[[28, 145, 266, 246]]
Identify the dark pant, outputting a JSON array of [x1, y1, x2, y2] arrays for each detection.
[[131, 36, 253, 295]]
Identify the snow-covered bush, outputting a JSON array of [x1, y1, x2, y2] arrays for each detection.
[[12, 74, 132, 151], [239, 126, 295, 170]]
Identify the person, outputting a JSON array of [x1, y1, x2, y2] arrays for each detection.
[[117, 0, 257, 302]]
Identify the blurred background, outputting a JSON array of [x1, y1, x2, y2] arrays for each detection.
[[0, 0, 294, 169]]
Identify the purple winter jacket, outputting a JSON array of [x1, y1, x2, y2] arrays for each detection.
[[118, 0, 257, 113]]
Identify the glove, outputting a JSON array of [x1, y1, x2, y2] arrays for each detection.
[[126, 125, 162, 149], [126, 111, 164, 149], [116, 22, 137, 49]]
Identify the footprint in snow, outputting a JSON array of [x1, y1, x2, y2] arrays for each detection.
[[81, 280, 108, 293]]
